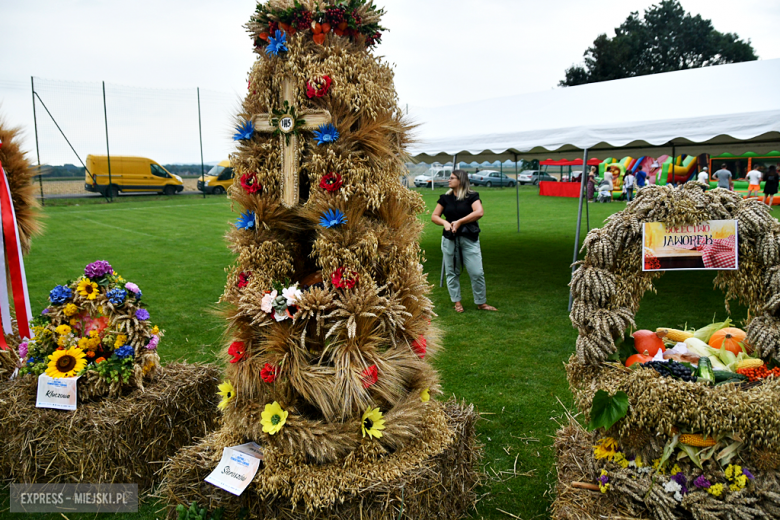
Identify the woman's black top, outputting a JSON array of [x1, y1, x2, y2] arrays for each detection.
[[437, 191, 481, 241], [764, 172, 779, 195]]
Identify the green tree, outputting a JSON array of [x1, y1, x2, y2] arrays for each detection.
[[560, 0, 757, 86]]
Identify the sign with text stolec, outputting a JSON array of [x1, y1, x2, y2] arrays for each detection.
[[204, 443, 263, 496], [36, 374, 78, 410], [642, 220, 738, 271]]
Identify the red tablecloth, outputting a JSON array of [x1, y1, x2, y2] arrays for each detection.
[[539, 181, 582, 198]]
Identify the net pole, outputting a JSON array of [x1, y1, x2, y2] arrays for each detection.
[[198, 88, 205, 199], [102, 81, 113, 202], [30, 77, 45, 206]]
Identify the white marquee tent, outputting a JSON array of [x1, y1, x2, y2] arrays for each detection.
[[407, 59, 780, 308], [409, 58, 780, 164]]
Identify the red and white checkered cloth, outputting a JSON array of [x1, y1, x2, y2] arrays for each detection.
[[680, 234, 736, 268]]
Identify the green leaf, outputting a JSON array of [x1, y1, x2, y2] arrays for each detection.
[[587, 390, 629, 431], [678, 443, 703, 469]]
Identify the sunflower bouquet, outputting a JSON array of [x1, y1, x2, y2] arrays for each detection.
[[19, 260, 163, 400]]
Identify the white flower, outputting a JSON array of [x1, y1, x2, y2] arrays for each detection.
[[273, 310, 288, 322], [282, 285, 302, 306], [260, 290, 278, 314], [663, 480, 682, 500]]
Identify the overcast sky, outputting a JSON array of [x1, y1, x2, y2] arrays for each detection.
[[1, 0, 778, 163]]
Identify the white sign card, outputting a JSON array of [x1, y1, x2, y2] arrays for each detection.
[[204, 442, 263, 496], [36, 374, 78, 410]]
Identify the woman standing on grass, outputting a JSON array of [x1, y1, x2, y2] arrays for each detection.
[[431, 170, 497, 313]]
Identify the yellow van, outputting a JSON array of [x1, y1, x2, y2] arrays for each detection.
[[84, 155, 184, 197], [197, 159, 233, 195]]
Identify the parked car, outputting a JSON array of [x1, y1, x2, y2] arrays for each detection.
[[197, 159, 234, 194], [562, 171, 583, 182], [414, 165, 452, 188], [85, 155, 184, 197], [469, 170, 515, 187], [518, 171, 558, 185]]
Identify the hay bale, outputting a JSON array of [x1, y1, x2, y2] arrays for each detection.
[[161, 400, 480, 520], [0, 363, 221, 491], [552, 418, 651, 520]]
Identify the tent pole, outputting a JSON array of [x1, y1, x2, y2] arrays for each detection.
[[514, 153, 519, 233], [568, 148, 589, 312]]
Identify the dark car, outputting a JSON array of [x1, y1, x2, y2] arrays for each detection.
[[518, 171, 558, 185], [469, 170, 515, 187]]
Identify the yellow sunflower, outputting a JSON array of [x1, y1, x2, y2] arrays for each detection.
[[46, 347, 87, 378], [77, 279, 99, 300], [217, 381, 235, 411], [261, 401, 289, 435], [420, 388, 430, 402], [63, 303, 78, 317], [361, 406, 386, 439]]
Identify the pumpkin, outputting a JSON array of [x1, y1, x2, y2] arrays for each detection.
[[708, 327, 747, 356], [632, 329, 666, 357], [625, 352, 653, 367]]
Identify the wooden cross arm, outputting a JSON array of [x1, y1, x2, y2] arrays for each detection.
[[252, 114, 276, 133], [299, 110, 332, 130]]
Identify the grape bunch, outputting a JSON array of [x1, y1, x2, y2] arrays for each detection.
[[642, 360, 698, 382]]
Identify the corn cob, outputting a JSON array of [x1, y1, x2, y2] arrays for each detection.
[[656, 327, 693, 342], [679, 434, 717, 447], [736, 358, 764, 370]]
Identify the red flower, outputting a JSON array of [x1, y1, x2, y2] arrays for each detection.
[[361, 364, 378, 388], [319, 172, 343, 192], [238, 271, 251, 288], [411, 335, 427, 359], [261, 363, 277, 383], [240, 172, 262, 194], [331, 267, 358, 289], [306, 75, 332, 99], [228, 341, 246, 363]]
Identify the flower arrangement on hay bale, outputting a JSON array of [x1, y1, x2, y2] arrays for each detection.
[[20, 260, 162, 400]]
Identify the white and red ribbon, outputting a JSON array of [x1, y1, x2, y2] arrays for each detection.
[[0, 160, 33, 349]]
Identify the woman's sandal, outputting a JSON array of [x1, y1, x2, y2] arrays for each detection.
[[477, 304, 497, 311], [454, 302, 465, 313]]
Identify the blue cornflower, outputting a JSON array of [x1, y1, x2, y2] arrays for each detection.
[[265, 30, 288, 56], [319, 208, 347, 228], [27, 356, 36, 365], [235, 210, 256, 230], [233, 120, 255, 141], [49, 285, 72, 304], [106, 288, 127, 305], [114, 345, 134, 359], [313, 123, 339, 145]]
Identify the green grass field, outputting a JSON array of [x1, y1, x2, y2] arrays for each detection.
[[2, 187, 745, 519]]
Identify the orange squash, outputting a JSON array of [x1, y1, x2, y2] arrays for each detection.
[[708, 327, 747, 356], [632, 329, 666, 357]]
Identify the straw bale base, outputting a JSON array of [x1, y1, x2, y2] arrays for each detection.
[[552, 419, 650, 520], [162, 400, 480, 520], [0, 362, 221, 492]]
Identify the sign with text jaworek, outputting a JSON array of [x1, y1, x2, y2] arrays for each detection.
[[642, 220, 738, 271]]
